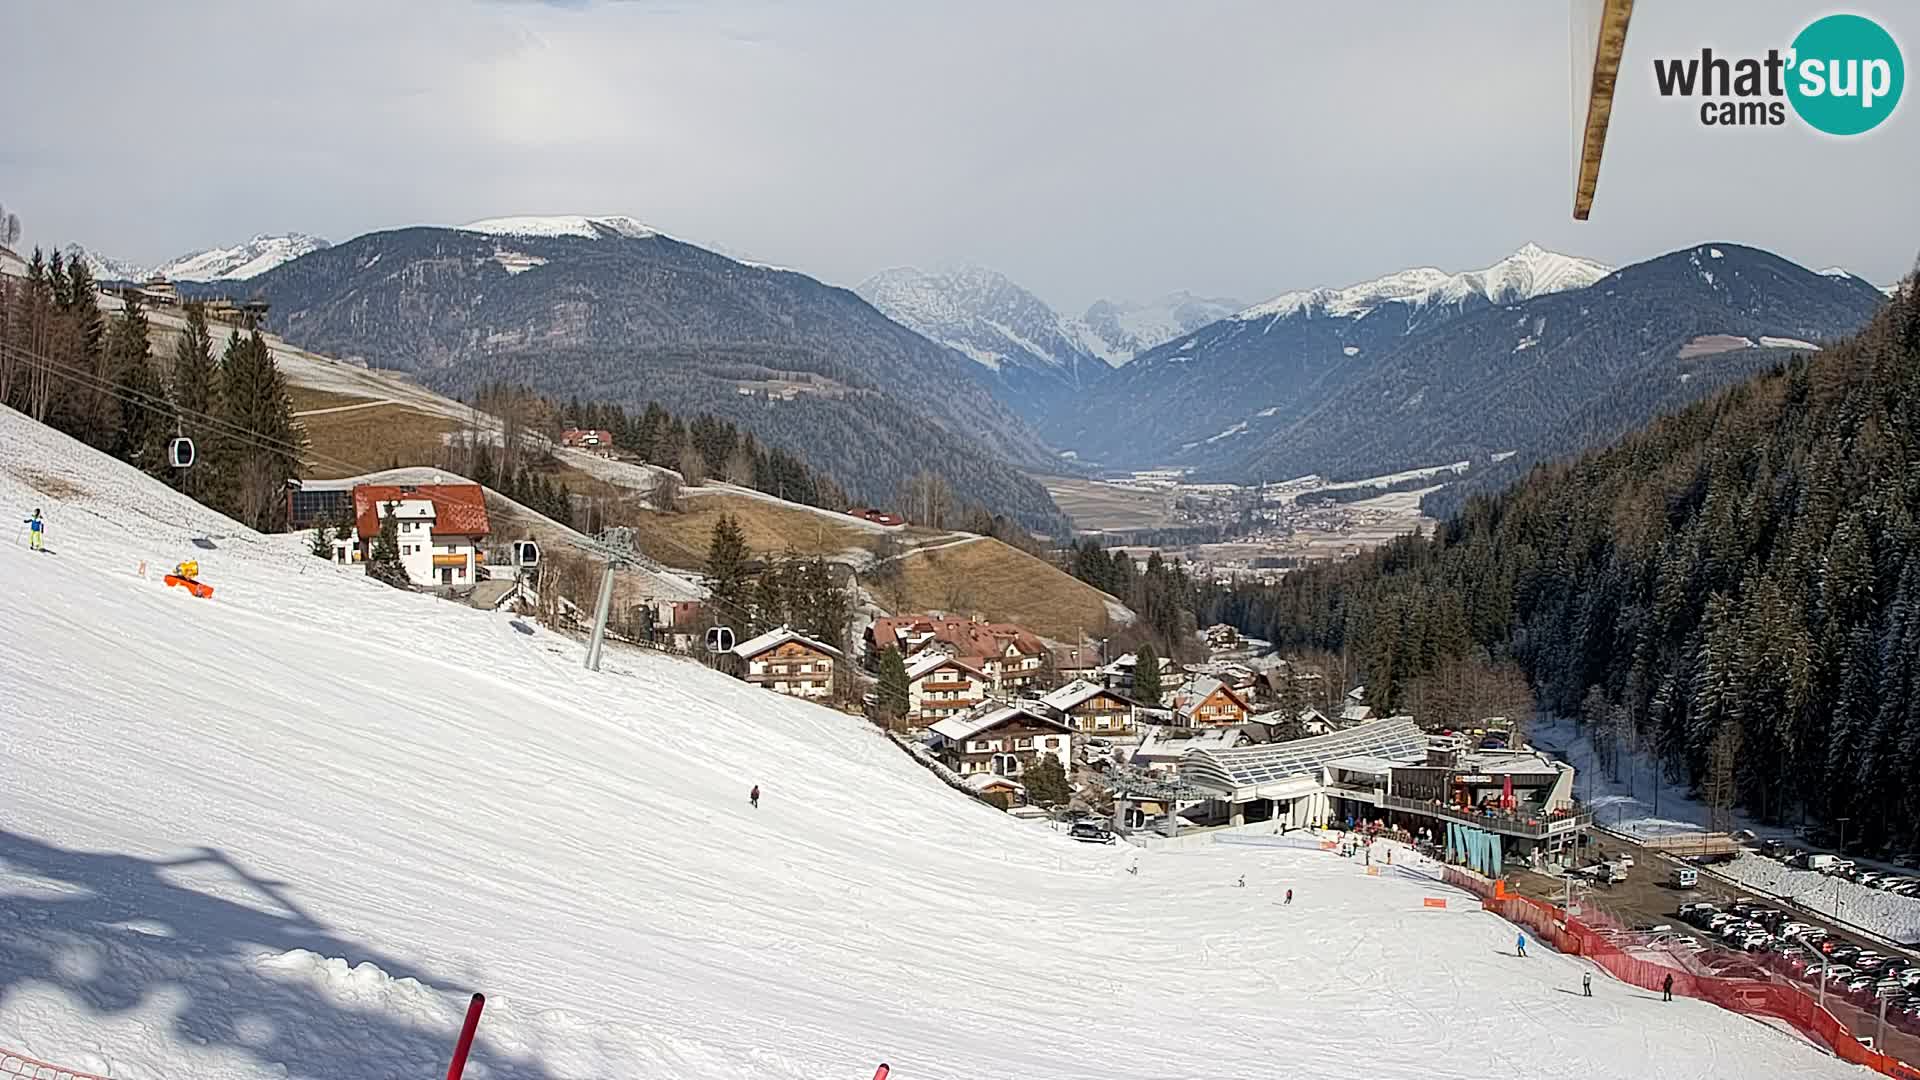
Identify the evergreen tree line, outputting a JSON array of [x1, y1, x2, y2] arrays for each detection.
[[701, 512, 851, 652], [434, 345, 1074, 536], [1060, 538, 1204, 659], [556, 395, 849, 511], [748, 549, 851, 650], [1206, 280, 1920, 849], [0, 249, 302, 532], [465, 443, 576, 531]]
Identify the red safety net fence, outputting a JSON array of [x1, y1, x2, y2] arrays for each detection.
[[2, 1049, 112, 1080], [1483, 894, 1920, 1080]]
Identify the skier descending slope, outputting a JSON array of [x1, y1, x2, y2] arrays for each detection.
[[749, 784, 760, 809]]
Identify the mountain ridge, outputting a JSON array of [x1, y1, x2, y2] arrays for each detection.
[[64, 233, 329, 283], [224, 224, 1075, 534], [1051, 243, 1884, 487], [855, 265, 1112, 426]]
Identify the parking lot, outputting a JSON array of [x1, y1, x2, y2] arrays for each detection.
[[1509, 839, 1920, 1062]]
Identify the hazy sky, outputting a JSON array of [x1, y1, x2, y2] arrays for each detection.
[[8, 1, 1915, 310]]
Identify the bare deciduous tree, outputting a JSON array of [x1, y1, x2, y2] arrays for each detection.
[[652, 468, 681, 512], [680, 443, 709, 487]]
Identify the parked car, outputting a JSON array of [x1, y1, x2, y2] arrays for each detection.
[[1846, 974, 1881, 994], [1825, 965, 1857, 983], [1736, 931, 1772, 951], [1678, 901, 1716, 921], [1828, 945, 1863, 964], [1827, 859, 1857, 876], [1707, 913, 1738, 931], [1853, 871, 1883, 887], [1068, 821, 1116, 845], [1778, 921, 1815, 940], [1854, 954, 1891, 973]]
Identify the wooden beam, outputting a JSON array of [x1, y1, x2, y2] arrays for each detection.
[[1573, 0, 1634, 221]]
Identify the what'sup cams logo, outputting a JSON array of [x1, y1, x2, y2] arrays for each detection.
[[1654, 13, 1904, 134]]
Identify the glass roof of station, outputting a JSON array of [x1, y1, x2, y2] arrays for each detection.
[[1180, 718, 1427, 793]]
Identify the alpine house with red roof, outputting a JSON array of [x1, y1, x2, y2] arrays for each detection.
[[336, 483, 492, 588]]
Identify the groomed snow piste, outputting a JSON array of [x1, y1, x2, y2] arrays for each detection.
[[0, 407, 1868, 1080]]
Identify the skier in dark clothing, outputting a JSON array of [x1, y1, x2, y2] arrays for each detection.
[[1285, 888, 1293, 905], [1582, 972, 1592, 997], [749, 785, 760, 809], [1662, 973, 1674, 1001]]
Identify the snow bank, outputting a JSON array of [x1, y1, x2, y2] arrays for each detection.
[[1716, 856, 1920, 944], [1533, 715, 1920, 944], [0, 406, 1863, 1080]]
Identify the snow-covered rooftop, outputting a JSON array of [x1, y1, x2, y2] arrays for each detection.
[[730, 625, 843, 661], [928, 702, 1067, 743], [1039, 678, 1121, 711]]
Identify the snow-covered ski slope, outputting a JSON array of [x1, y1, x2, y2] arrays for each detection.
[[0, 408, 1865, 1080]]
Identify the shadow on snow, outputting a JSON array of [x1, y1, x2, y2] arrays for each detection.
[[0, 829, 560, 1080]]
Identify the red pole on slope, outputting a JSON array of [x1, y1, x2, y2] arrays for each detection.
[[445, 992, 486, 1080], [872, 1065, 890, 1080]]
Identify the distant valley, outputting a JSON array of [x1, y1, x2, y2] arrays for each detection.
[[82, 215, 1891, 546]]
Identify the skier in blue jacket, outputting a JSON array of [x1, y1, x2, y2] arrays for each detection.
[[23, 509, 43, 552], [1516, 932, 1528, 957]]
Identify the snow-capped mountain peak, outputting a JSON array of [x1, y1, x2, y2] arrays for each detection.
[[61, 234, 329, 283], [855, 265, 1109, 406], [458, 215, 660, 241], [1232, 244, 1610, 325], [156, 233, 330, 281], [60, 244, 147, 283], [1077, 291, 1248, 364], [1429, 242, 1613, 306]]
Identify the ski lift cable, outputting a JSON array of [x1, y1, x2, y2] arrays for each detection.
[[1, 342, 354, 472], [6, 344, 778, 637], [1, 341, 363, 473], [1, 341, 382, 477]]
